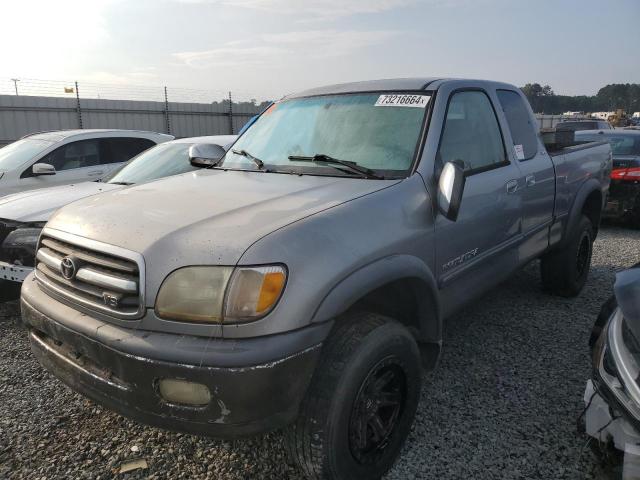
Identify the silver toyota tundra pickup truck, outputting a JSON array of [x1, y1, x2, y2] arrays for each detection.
[[20, 78, 612, 479]]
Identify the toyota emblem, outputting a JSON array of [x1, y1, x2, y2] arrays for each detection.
[[60, 256, 78, 280]]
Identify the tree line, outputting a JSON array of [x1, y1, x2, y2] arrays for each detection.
[[521, 83, 640, 114]]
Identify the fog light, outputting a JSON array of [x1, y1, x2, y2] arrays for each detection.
[[158, 379, 211, 406]]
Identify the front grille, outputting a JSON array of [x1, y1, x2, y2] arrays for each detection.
[[34, 230, 144, 319]]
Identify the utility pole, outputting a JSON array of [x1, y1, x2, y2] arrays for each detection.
[[228, 91, 234, 134], [75, 81, 83, 128], [10, 78, 19, 96], [164, 86, 171, 135]]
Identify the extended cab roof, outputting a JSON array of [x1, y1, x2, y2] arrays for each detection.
[[285, 78, 521, 99]]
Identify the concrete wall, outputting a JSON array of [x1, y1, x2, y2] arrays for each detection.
[[0, 94, 262, 145]]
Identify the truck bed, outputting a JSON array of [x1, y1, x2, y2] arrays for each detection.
[[547, 140, 609, 157], [548, 140, 612, 230]]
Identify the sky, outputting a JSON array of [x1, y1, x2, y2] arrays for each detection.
[[0, 0, 638, 101]]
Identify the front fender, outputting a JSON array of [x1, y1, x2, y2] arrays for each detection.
[[312, 254, 441, 345]]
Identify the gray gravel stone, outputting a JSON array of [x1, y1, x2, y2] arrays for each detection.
[[1, 225, 638, 479]]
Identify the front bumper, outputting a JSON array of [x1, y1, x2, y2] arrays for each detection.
[[21, 280, 325, 438], [0, 261, 28, 302], [583, 379, 640, 451], [0, 261, 32, 283]]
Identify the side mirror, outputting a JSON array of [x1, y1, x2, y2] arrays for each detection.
[[189, 143, 227, 168], [437, 161, 466, 221], [32, 163, 56, 176]]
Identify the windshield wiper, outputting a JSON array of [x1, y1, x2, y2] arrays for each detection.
[[109, 181, 134, 186], [231, 149, 265, 170], [288, 154, 382, 179]]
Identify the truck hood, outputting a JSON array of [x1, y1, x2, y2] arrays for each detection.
[[0, 182, 122, 223], [48, 169, 399, 270]]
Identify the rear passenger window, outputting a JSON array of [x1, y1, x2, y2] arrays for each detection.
[[437, 90, 506, 173], [497, 90, 538, 160], [104, 138, 156, 164]]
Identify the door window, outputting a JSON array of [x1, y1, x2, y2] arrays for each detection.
[[437, 91, 506, 173], [497, 90, 538, 160], [105, 138, 156, 164], [40, 139, 102, 171]]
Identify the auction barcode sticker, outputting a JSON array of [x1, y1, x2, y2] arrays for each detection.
[[514, 144, 525, 160], [375, 94, 430, 108]]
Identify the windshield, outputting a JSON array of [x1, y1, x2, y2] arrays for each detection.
[[105, 142, 198, 184], [0, 138, 52, 171], [578, 134, 640, 155], [220, 93, 430, 178]]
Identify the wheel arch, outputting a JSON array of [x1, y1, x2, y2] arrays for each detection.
[[312, 255, 442, 370], [565, 179, 603, 244]]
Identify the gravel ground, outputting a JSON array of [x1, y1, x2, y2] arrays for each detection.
[[1, 225, 639, 479]]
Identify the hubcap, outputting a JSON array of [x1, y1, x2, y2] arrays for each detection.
[[348, 357, 407, 465]]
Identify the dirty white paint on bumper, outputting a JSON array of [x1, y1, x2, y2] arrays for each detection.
[[584, 379, 640, 449], [584, 379, 640, 478], [0, 261, 32, 283]]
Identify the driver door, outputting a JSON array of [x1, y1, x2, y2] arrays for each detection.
[[434, 89, 523, 315]]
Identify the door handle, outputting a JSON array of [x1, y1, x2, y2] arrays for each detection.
[[87, 170, 105, 177], [526, 175, 536, 187], [506, 179, 518, 194]]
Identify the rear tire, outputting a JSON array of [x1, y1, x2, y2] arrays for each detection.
[[285, 312, 422, 480], [541, 215, 594, 297]]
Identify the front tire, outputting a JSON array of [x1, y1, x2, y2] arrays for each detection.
[[540, 214, 594, 297], [285, 312, 422, 480], [0, 279, 21, 303]]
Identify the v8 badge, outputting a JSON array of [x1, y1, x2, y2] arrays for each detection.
[[103, 293, 121, 308]]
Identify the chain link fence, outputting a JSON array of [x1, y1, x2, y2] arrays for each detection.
[[0, 78, 273, 145]]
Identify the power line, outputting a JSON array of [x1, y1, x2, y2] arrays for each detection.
[[0, 77, 275, 104]]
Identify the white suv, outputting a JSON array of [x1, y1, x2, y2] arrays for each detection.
[[0, 129, 173, 197]]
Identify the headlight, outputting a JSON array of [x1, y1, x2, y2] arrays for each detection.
[[2, 227, 43, 253], [155, 265, 286, 324], [156, 267, 233, 323]]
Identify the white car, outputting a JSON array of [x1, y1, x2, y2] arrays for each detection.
[[0, 134, 236, 301], [0, 129, 173, 197]]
